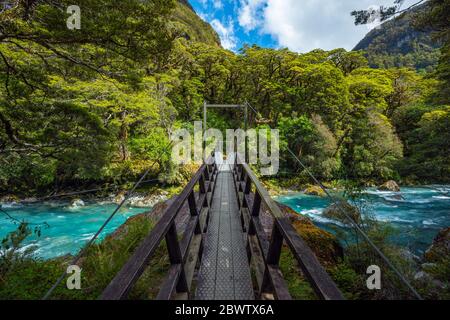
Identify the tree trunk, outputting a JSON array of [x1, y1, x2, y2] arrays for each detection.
[[119, 110, 129, 161]]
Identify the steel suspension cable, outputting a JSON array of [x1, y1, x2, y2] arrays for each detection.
[[286, 147, 423, 300]]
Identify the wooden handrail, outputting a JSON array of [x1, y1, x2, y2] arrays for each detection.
[[232, 156, 344, 300], [100, 157, 217, 300]]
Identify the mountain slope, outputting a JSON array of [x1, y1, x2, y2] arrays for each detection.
[[353, 4, 441, 72], [171, 0, 221, 46]]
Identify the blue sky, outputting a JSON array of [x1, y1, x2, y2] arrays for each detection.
[[189, 0, 419, 52]]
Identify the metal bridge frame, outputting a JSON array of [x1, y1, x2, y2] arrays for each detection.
[[203, 102, 249, 162]]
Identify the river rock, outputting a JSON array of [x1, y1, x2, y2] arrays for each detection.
[[114, 191, 126, 203], [0, 195, 19, 203], [22, 197, 38, 203], [130, 192, 169, 208], [322, 201, 361, 224], [304, 185, 326, 197], [414, 270, 433, 282], [399, 248, 421, 264], [414, 271, 446, 290], [70, 199, 85, 208], [421, 263, 437, 270], [276, 202, 343, 267], [291, 216, 344, 267], [378, 180, 401, 192], [110, 190, 169, 207], [424, 227, 450, 263]]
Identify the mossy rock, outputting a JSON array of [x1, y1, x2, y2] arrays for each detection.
[[0, 194, 20, 202], [276, 202, 300, 219], [322, 201, 361, 224], [291, 217, 343, 267], [424, 227, 450, 263], [378, 180, 401, 192], [274, 202, 343, 267], [304, 185, 326, 197]]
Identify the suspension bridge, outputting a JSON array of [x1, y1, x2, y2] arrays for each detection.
[[100, 154, 344, 300]]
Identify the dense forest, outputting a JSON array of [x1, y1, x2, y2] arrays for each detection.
[[0, 0, 449, 302], [0, 0, 448, 197]]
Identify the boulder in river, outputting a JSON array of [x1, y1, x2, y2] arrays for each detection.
[[304, 185, 326, 197], [0, 195, 19, 203], [128, 191, 169, 208], [378, 180, 401, 192], [424, 227, 450, 263], [276, 202, 343, 267], [290, 216, 344, 267], [70, 199, 85, 208], [322, 201, 361, 224]]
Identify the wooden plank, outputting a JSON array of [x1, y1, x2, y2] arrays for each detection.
[[266, 224, 284, 265], [266, 265, 292, 300], [165, 223, 189, 294], [156, 264, 183, 300], [188, 191, 199, 216], [180, 215, 200, 259], [261, 224, 284, 293], [251, 192, 262, 217], [251, 216, 269, 256], [184, 234, 202, 292], [247, 235, 266, 292], [199, 207, 209, 234]]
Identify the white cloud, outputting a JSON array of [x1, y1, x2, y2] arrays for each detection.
[[235, 0, 420, 52], [237, 0, 266, 32], [198, 0, 208, 7], [212, 0, 224, 9], [210, 19, 238, 50]]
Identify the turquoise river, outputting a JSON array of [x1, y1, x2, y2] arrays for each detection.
[[0, 186, 449, 259]]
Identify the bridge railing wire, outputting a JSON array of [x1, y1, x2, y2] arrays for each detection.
[[285, 147, 423, 300], [41, 161, 159, 300]]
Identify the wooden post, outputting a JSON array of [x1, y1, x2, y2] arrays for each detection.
[[165, 223, 189, 294], [260, 223, 284, 294], [188, 191, 199, 216], [251, 192, 262, 217]]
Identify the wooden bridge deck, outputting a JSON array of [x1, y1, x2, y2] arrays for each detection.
[[196, 165, 254, 300]]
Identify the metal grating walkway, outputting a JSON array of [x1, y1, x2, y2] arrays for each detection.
[[195, 165, 254, 300]]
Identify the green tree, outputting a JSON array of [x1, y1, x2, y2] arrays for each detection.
[[398, 106, 450, 182], [278, 115, 340, 180], [342, 113, 403, 181]]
